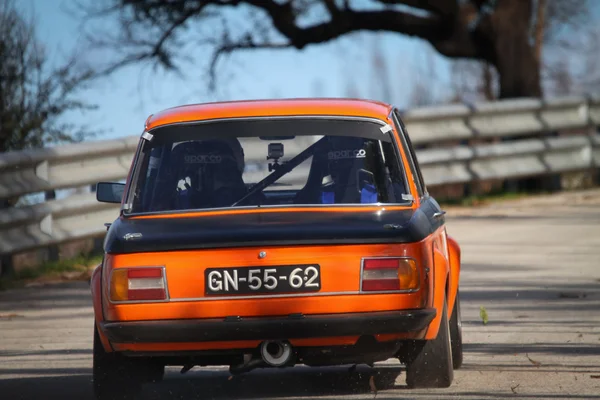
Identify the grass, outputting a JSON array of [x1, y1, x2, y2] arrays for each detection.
[[479, 306, 489, 325], [0, 253, 103, 291]]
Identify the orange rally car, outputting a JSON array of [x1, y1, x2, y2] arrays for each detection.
[[91, 98, 462, 399]]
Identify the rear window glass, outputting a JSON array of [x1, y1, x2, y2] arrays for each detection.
[[127, 118, 410, 214]]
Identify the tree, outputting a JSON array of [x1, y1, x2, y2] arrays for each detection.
[[0, 0, 95, 153], [546, 59, 573, 96], [447, 0, 590, 102], [578, 27, 600, 93], [407, 46, 441, 107], [86, 0, 585, 100], [448, 59, 498, 103], [368, 36, 392, 104]]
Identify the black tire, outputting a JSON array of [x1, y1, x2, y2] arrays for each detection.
[[93, 324, 142, 400], [449, 291, 464, 369], [405, 297, 454, 388]]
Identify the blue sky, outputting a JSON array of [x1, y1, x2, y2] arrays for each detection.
[[19, 0, 454, 141]]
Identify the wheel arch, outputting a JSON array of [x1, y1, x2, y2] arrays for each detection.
[[446, 235, 461, 319], [424, 246, 450, 340], [91, 261, 113, 352]]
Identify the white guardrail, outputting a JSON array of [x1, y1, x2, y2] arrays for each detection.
[[1, 94, 599, 257]]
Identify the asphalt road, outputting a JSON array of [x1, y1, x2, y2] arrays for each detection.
[[1, 190, 600, 400]]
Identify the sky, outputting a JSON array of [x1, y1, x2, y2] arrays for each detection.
[[18, 0, 454, 141]]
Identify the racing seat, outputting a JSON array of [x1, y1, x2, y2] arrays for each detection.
[[295, 137, 378, 205], [293, 144, 330, 205]]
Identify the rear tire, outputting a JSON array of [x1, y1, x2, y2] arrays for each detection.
[[405, 297, 454, 388], [449, 291, 464, 369], [93, 324, 142, 400]]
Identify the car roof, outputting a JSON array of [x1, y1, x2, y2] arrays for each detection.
[[145, 98, 394, 131]]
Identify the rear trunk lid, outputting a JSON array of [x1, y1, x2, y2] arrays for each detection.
[[105, 207, 434, 254]]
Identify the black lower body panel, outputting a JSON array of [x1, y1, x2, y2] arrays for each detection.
[[101, 309, 436, 344], [124, 335, 407, 367]]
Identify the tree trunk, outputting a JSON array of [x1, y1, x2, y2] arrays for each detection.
[[481, 63, 495, 101], [495, 44, 542, 98], [494, 26, 549, 191], [490, 0, 543, 99], [485, 0, 553, 193], [534, 0, 547, 66]]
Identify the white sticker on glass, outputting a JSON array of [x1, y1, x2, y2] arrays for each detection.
[[380, 124, 392, 134]]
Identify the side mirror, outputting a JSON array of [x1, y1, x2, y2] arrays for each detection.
[[96, 182, 125, 204]]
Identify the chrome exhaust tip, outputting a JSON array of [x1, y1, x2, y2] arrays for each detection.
[[260, 340, 293, 367]]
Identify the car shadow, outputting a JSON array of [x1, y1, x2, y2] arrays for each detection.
[[2, 366, 598, 400], [0, 364, 404, 400], [145, 364, 403, 399]]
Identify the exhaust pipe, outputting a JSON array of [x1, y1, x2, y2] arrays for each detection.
[[229, 358, 264, 375], [260, 340, 293, 367]]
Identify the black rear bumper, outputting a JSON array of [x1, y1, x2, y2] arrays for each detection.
[[101, 309, 436, 344]]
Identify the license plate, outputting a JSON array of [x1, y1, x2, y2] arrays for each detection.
[[204, 265, 321, 295]]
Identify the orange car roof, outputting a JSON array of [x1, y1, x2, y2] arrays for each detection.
[[145, 98, 393, 131]]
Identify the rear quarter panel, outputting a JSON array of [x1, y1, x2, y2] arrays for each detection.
[[90, 263, 113, 352], [389, 112, 459, 339], [424, 227, 450, 340], [447, 235, 461, 316]]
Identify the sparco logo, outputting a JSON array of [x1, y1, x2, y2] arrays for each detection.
[[184, 154, 222, 164], [328, 149, 366, 160]]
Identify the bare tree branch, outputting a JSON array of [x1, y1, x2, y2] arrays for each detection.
[[230, 1, 477, 57], [374, 0, 459, 17], [0, 0, 96, 152], [209, 38, 292, 90], [84, 0, 592, 98], [321, 0, 339, 17]]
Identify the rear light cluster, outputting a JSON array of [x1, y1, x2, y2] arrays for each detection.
[[110, 267, 168, 302], [361, 257, 419, 292]]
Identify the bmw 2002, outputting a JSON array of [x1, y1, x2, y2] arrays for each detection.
[[91, 98, 463, 399]]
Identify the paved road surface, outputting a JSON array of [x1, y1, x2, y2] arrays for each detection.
[[1, 190, 600, 400]]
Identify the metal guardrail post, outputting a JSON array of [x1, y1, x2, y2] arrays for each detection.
[[593, 126, 600, 187], [0, 198, 13, 277], [45, 190, 59, 263]]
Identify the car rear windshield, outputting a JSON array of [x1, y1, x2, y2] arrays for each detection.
[[126, 117, 411, 214]]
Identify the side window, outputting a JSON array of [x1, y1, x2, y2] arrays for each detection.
[[392, 109, 427, 198]]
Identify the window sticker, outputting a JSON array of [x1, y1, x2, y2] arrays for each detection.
[[380, 124, 392, 134], [184, 154, 222, 164], [328, 149, 367, 160]]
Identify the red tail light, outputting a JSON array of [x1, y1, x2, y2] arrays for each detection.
[[110, 267, 168, 302], [361, 257, 419, 292]]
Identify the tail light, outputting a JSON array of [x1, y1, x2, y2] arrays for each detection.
[[361, 257, 419, 292], [110, 267, 168, 302]]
